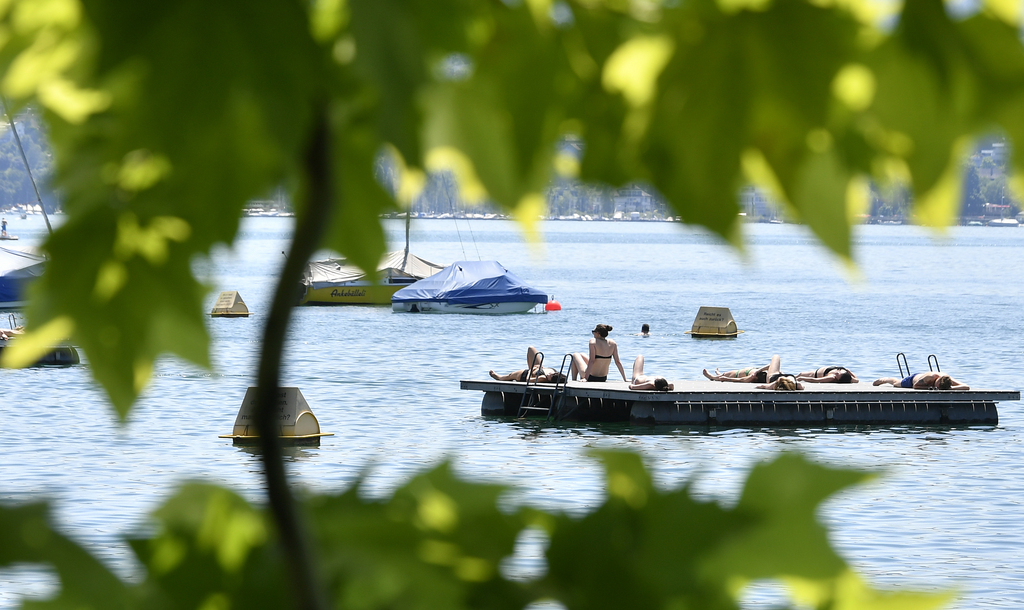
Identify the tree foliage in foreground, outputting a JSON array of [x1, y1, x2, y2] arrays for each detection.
[[0, 0, 1011, 607], [0, 452, 952, 610]]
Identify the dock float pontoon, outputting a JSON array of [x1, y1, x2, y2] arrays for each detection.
[[461, 379, 1019, 426]]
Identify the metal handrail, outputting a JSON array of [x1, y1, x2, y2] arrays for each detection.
[[517, 351, 546, 418], [928, 354, 941, 372], [548, 353, 575, 420], [897, 352, 909, 378]]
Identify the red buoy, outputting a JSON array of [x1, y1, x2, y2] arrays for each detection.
[[545, 298, 562, 311]]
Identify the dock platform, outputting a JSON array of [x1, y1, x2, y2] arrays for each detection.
[[460, 379, 1019, 426]]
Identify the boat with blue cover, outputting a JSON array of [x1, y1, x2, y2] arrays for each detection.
[[392, 260, 548, 314], [0, 245, 45, 308]]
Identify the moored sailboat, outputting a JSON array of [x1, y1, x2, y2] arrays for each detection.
[[299, 250, 445, 305], [298, 213, 444, 305]]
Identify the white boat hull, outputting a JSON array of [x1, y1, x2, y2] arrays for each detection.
[[392, 301, 540, 314], [987, 219, 1020, 227]]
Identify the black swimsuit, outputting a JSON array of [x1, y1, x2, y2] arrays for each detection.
[[589, 353, 611, 382], [769, 373, 795, 383], [817, 366, 841, 378]]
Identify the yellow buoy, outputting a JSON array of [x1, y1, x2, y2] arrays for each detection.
[[684, 306, 744, 337], [210, 291, 250, 317], [219, 387, 333, 445]]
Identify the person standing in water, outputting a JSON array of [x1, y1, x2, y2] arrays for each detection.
[[570, 324, 628, 382]]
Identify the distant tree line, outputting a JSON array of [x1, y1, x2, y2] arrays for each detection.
[[0, 108, 55, 210]]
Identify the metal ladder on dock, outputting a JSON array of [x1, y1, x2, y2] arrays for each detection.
[[517, 353, 573, 420], [897, 352, 941, 378]]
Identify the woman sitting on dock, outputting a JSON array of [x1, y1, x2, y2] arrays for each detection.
[[795, 366, 858, 384], [755, 355, 804, 390], [629, 355, 673, 391], [702, 364, 770, 383], [570, 324, 629, 383], [489, 346, 567, 383], [873, 372, 969, 390]]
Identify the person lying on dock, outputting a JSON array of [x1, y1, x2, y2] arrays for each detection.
[[795, 366, 859, 384], [873, 372, 969, 390], [0, 327, 24, 341], [489, 346, 567, 383], [755, 355, 804, 390], [629, 355, 674, 391], [702, 364, 769, 383]]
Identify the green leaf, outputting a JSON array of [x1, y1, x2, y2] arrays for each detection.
[[706, 453, 874, 581], [2, 0, 329, 414], [0, 502, 129, 608], [346, 0, 486, 166], [128, 483, 288, 610], [790, 148, 854, 260], [788, 569, 955, 610], [544, 450, 748, 610], [27, 208, 211, 417], [420, 6, 568, 209], [308, 462, 532, 610], [319, 107, 394, 275]]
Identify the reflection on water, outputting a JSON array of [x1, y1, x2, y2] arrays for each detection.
[[231, 444, 328, 462], [2, 217, 1023, 608]]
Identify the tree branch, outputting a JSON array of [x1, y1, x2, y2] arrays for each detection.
[[253, 104, 332, 610]]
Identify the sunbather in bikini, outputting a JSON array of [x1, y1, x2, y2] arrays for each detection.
[[489, 346, 567, 383], [628, 355, 673, 391], [873, 372, 969, 390], [570, 324, 628, 382], [795, 366, 858, 383], [755, 355, 803, 390], [702, 364, 770, 383]]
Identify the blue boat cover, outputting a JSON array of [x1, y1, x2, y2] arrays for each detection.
[[0, 246, 45, 305], [392, 260, 548, 305]]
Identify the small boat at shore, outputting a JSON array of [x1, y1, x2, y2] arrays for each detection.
[[392, 260, 549, 314], [987, 218, 1020, 227], [299, 250, 444, 305]]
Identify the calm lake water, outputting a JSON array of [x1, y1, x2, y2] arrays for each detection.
[[2, 215, 1023, 608]]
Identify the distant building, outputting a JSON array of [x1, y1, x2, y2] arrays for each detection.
[[739, 185, 775, 219], [983, 203, 1012, 217], [992, 142, 1007, 166], [972, 141, 1008, 177], [612, 185, 657, 215]]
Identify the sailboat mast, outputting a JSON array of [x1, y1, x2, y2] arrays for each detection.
[[2, 98, 52, 234], [403, 209, 410, 269]]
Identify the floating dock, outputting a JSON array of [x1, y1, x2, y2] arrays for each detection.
[[461, 379, 1019, 426]]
